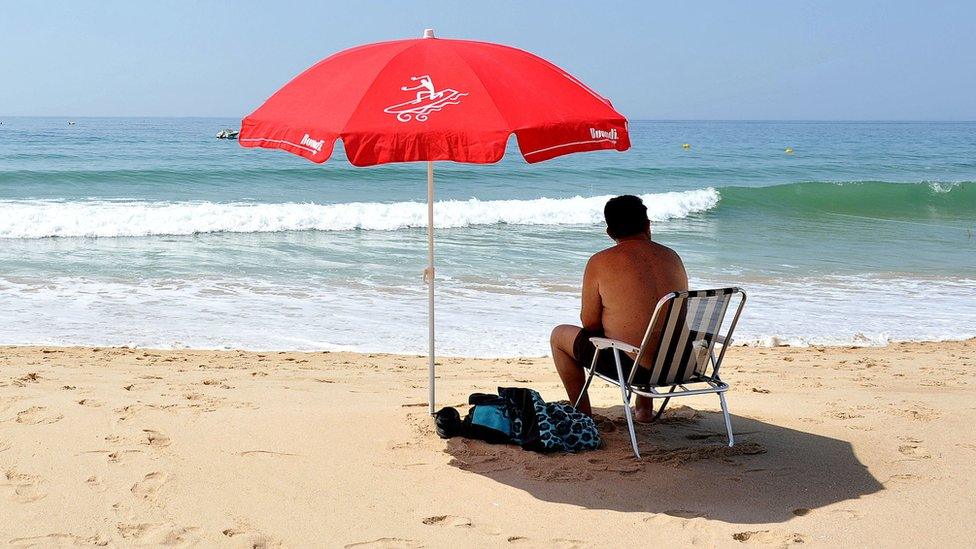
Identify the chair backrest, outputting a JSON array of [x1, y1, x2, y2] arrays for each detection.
[[630, 288, 746, 387]]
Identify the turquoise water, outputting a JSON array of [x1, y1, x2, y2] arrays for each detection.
[[1, 118, 974, 354]]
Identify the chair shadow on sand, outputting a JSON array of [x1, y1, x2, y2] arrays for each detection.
[[443, 405, 883, 524]]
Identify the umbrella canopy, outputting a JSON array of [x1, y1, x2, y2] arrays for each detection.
[[239, 31, 629, 164], [239, 30, 630, 413]]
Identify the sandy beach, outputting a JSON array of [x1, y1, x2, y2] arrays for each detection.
[[1, 340, 973, 547]]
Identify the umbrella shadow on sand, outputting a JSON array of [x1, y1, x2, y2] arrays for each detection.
[[443, 405, 883, 524]]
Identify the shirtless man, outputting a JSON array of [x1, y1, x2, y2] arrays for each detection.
[[550, 195, 688, 423]]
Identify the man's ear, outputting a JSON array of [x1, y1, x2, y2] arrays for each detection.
[[644, 220, 652, 237]]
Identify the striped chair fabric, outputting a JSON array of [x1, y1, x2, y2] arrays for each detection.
[[640, 288, 736, 387]]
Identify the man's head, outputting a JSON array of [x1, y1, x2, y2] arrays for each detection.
[[604, 195, 650, 241]]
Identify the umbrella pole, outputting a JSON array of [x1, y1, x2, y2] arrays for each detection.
[[426, 160, 436, 415]]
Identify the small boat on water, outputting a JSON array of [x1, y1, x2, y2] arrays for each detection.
[[216, 129, 239, 139]]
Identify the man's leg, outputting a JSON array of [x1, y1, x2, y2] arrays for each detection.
[[550, 324, 591, 415], [634, 396, 655, 423]]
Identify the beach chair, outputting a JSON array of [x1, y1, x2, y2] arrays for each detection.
[[574, 288, 746, 459]]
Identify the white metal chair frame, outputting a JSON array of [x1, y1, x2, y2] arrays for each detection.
[[574, 288, 747, 459]]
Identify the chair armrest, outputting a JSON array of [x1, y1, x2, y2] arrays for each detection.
[[589, 337, 640, 355], [715, 334, 731, 345]]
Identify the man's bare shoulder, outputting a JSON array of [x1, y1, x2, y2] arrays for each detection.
[[648, 241, 683, 262], [586, 245, 620, 268]]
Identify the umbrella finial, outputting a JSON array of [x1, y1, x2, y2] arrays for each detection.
[[423, 28, 435, 39]]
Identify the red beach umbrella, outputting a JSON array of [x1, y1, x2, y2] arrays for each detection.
[[239, 29, 630, 413]]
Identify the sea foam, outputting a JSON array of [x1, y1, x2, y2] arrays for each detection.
[[0, 273, 972, 356], [0, 189, 719, 239]]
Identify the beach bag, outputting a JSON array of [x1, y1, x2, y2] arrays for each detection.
[[434, 387, 601, 453]]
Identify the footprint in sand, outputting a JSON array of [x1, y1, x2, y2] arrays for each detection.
[[685, 432, 735, 441], [732, 530, 807, 547], [114, 403, 157, 422], [507, 538, 585, 548], [387, 440, 416, 451], [344, 538, 423, 549], [586, 456, 644, 475], [422, 515, 473, 527], [885, 473, 923, 485], [642, 442, 765, 467], [238, 450, 298, 457], [829, 508, 863, 519], [525, 464, 595, 482], [107, 449, 143, 464], [85, 475, 107, 493], [655, 406, 702, 424], [0, 396, 26, 414], [447, 452, 514, 474], [130, 471, 167, 500], [222, 528, 281, 548], [886, 404, 940, 422], [897, 444, 931, 459], [142, 429, 172, 449], [16, 372, 40, 383], [3, 469, 46, 503], [117, 522, 198, 545], [827, 410, 864, 420], [15, 406, 63, 425], [8, 533, 109, 547], [201, 378, 235, 389]]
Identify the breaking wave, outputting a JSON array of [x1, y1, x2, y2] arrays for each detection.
[[0, 189, 720, 239], [3, 180, 971, 240]]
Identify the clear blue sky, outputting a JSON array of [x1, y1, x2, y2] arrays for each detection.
[[2, 1, 973, 120]]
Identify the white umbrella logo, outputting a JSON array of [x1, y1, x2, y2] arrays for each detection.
[[383, 75, 468, 122]]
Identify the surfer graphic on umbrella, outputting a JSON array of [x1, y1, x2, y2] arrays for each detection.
[[384, 74, 467, 122], [405, 75, 441, 101]]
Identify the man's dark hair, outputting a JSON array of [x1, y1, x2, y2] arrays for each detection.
[[604, 195, 649, 240]]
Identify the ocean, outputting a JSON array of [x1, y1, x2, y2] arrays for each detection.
[[1, 118, 974, 356]]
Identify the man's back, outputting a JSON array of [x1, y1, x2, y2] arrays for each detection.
[[553, 194, 686, 419], [583, 239, 688, 360]]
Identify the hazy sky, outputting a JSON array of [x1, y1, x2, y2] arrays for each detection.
[[2, 1, 973, 120]]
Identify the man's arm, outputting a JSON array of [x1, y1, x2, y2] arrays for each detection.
[[580, 256, 603, 332]]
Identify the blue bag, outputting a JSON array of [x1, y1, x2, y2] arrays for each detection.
[[436, 387, 601, 453]]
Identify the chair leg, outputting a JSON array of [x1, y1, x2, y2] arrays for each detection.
[[652, 397, 670, 421], [652, 386, 677, 421], [613, 349, 640, 459], [719, 392, 734, 447], [574, 350, 600, 409]]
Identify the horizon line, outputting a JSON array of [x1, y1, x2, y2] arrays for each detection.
[[2, 115, 975, 124]]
